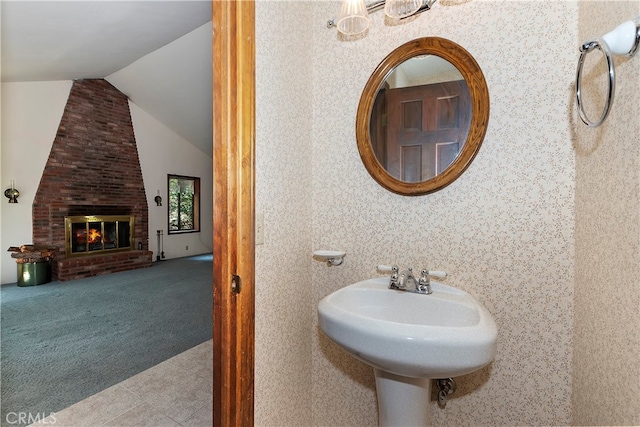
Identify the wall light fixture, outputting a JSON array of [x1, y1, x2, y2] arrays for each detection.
[[328, 0, 437, 36], [4, 180, 19, 203]]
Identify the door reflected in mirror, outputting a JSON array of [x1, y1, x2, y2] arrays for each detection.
[[357, 37, 489, 196], [370, 55, 470, 183]]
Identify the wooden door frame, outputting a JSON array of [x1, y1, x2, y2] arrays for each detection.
[[212, 1, 255, 425]]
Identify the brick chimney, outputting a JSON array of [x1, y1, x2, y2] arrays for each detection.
[[33, 79, 152, 281]]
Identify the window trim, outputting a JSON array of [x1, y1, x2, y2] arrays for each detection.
[[167, 174, 200, 235]]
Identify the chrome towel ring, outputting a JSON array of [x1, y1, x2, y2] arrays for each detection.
[[575, 16, 640, 128], [576, 39, 615, 128]]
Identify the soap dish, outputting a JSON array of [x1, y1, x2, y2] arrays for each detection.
[[313, 250, 346, 266]]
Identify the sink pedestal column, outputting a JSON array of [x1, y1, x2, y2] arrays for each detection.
[[374, 369, 432, 426]]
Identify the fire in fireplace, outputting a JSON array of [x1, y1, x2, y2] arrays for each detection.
[[65, 215, 135, 257]]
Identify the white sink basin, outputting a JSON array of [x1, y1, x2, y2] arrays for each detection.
[[318, 277, 497, 379]]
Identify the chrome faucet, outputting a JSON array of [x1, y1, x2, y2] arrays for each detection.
[[388, 266, 400, 289], [399, 267, 418, 290], [384, 265, 438, 295], [417, 269, 432, 294]]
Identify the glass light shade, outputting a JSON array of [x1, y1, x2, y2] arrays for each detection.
[[384, 0, 422, 19], [337, 0, 370, 36]]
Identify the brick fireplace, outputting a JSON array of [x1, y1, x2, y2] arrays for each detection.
[[33, 79, 152, 281]]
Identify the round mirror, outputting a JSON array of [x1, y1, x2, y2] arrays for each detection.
[[356, 37, 490, 196]]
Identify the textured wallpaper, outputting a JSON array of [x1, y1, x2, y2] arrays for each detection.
[[573, 1, 640, 425], [255, 0, 638, 426], [310, 1, 576, 425], [254, 1, 315, 425]]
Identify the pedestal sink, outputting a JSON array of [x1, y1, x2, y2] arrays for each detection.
[[317, 277, 497, 426]]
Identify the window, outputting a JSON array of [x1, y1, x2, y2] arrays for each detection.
[[168, 175, 200, 234]]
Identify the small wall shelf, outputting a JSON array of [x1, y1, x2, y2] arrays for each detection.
[[313, 250, 346, 266]]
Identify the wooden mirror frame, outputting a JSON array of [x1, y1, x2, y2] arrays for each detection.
[[356, 37, 490, 196]]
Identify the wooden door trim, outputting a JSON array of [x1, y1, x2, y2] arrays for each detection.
[[212, 1, 256, 425]]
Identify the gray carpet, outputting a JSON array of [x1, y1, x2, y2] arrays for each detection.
[[0, 254, 213, 427]]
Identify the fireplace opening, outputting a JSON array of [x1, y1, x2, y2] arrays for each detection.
[[65, 215, 135, 257]]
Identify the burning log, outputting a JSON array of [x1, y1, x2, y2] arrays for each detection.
[[7, 245, 57, 264]]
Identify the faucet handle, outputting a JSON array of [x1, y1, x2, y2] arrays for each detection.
[[378, 265, 400, 278], [378, 265, 401, 289], [419, 269, 429, 282], [428, 270, 447, 279], [377, 265, 396, 273], [417, 270, 432, 294]]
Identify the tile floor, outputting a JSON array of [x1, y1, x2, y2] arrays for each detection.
[[30, 340, 213, 427]]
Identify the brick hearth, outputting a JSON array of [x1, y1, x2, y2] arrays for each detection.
[[33, 79, 152, 281]]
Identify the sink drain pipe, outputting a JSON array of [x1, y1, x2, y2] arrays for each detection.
[[436, 378, 456, 408]]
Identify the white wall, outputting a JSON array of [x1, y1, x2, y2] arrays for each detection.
[[0, 82, 212, 285], [0, 81, 72, 284], [130, 101, 212, 260]]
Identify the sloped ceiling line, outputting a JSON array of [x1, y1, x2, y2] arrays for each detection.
[[1, 1, 213, 155]]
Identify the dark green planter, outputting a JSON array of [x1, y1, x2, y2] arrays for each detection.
[[17, 261, 52, 287]]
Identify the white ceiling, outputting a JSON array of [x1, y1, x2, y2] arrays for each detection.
[[1, 1, 213, 155]]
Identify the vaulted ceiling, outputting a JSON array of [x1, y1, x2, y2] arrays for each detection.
[[1, 1, 213, 155]]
